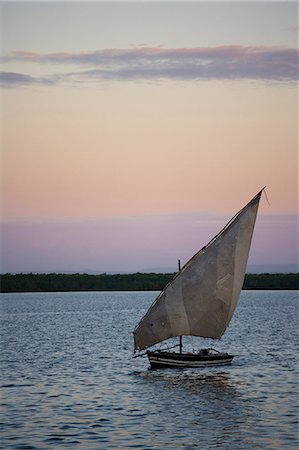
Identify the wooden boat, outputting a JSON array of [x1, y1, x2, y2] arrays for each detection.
[[147, 348, 234, 368], [133, 189, 264, 368]]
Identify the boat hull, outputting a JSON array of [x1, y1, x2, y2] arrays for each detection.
[[147, 350, 234, 368]]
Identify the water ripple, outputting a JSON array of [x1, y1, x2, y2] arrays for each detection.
[[0, 291, 298, 449]]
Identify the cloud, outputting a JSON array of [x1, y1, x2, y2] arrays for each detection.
[[0, 71, 56, 87], [1, 45, 298, 87]]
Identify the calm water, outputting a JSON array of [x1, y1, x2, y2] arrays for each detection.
[[0, 290, 298, 450]]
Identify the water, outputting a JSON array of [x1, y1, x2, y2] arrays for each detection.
[[0, 290, 298, 449]]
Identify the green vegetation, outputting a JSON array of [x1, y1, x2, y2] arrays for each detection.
[[0, 272, 174, 293], [243, 273, 298, 290], [0, 272, 298, 292]]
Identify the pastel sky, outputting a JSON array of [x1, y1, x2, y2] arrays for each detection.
[[1, 2, 298, 273]]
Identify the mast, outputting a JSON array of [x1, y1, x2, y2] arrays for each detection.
[[178, 259, 182, 354]]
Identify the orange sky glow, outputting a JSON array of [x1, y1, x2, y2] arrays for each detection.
[[2, 80, 297, 219]]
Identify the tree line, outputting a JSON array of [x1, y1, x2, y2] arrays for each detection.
[[0, 272, 298, 292]]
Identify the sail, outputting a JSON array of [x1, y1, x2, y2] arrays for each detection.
[[133, 189, 263, 352]]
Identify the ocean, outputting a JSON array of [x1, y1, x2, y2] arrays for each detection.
[[0, 290, 298, 449]]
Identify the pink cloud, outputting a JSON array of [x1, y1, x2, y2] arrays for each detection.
[[1, 45, 298, 87]]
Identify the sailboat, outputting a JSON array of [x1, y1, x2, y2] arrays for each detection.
[[133, 189, 264, 368]]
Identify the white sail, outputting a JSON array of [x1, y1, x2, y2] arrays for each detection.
[[133, 190, 263, 352]]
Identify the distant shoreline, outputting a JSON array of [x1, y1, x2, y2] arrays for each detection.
[[1, 272, 298, 292]]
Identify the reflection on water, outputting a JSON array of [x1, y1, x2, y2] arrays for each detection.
[[137, 369, 256, 449], [0, 291, 298, 449], [140, 369, 239, 395]]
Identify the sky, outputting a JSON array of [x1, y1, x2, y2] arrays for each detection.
[[0, 1, 298, 273]]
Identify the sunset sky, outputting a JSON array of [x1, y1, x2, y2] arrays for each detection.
[[1, 2, 298, 273]]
